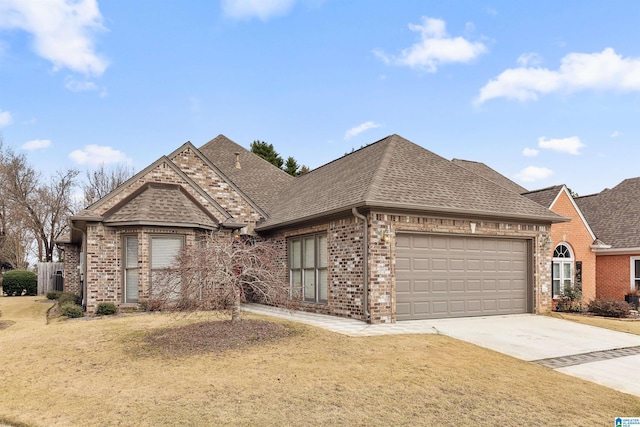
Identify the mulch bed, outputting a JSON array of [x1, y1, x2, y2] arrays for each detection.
[[144, 319, 294, 356]]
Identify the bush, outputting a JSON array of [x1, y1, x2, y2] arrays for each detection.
[[587, 298, 631, 318], [58, 292, 81, 306], [2, 270, 37, 296], [96, 302, 118, 315], [46, 290, 63, 300], [60, 303, 83, 318]]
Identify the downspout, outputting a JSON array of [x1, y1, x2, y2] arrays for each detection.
[[70, 223, 87, 311], [352, 207, 370, 322]]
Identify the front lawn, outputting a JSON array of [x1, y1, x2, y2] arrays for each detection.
[[550, 312, 640, 336], [1, 296, 639, 426]]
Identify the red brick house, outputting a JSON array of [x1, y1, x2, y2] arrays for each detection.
[[59, 134, 565, 322], [521, 185, 600, 304], [575, 178, 640, 300]]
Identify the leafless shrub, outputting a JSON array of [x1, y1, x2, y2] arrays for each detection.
[[151, 232, 297, 321]]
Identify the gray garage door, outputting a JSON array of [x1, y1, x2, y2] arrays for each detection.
[[396, 233, 530, 320]]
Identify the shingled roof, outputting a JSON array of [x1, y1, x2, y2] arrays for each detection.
[[257, 134, 564, 230], [451, 159, 528, 194], [521, 185, 565, 208], [103, 183, 218, 229], [198, 135, 294, 215], [575, 177, 640, 248]]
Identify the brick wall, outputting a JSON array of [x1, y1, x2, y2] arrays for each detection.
[[61, 243, 81, 295], [549, 190, 597, 302], [84, 223, 198, 312], [596, 254, 639, 299], [270, 211, 553, 323]]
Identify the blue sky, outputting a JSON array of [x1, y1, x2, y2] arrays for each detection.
[[1, 0, 640, 197]]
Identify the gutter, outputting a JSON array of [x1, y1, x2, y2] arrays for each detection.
[[352, 207, 370, 322]]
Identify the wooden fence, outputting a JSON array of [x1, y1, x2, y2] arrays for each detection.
[[37, 262, 64, 295]]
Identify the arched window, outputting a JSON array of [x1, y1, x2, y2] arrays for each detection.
[[552, 243, 574, 298]]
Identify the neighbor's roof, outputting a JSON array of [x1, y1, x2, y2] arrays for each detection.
[[451, 159, 528, 194], [102, 183, 218, 229], [198, 135, 294, 214], [521, 185, 565, 208], [575, 177, 640, 248], [257, 134, 565, 230]]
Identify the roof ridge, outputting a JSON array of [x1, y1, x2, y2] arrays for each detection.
[[521, 184, 564, 195], [363, 135, 396, 202]]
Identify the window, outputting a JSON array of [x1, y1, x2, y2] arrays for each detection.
[[150, 236, 184, 299], [123, 236, 139, 303], [289, 234, 327, 303], [631, 257, 640, 292], [552, 243, 574, 298]]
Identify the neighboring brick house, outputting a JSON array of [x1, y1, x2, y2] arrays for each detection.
[[521, 185, 600, 304], [575, 178, 640, 300], [59, 134, 565, 323]]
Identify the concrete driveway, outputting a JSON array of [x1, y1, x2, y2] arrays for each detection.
[[243, 305, 640, 397], [425, 314, 640, 397]]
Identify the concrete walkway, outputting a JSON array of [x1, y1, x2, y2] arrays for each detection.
[[242, 304, 640, 397]]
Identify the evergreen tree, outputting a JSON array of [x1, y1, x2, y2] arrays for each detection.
[[250, 140, 283, 169], [284, 156, 300, 176]]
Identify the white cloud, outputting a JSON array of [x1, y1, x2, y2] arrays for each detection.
[[522, 147, 539, 157], [21, 139, 51, 150], [537, 136, 584, 155], [0, 0, 108, 76], [515, 166, 553, 182], [69, 144, 131, 166], [0, 109, 12, 126], [221, 0, 296, 20], [516, 52, 542, 67], [610, 130, 622, 138], [374, 16, 487, 72], [64, 77, 98, 92], [476, 48, 640, 104], [344, 121, 381, 140]]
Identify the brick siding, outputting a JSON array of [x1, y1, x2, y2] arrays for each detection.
[[549, 190, 597, 302], [596, 254, 640, 299]]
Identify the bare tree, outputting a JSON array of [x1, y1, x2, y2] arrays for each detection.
[[83, 163, 134, 206], [0, 142, 79, 262], [153, 233, 295, 321]]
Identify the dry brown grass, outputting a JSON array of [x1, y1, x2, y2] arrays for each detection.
[[549, 312, 640, 336], [1, 296, 639, 427]]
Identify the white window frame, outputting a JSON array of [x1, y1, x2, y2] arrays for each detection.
[[630, 256, 640, 292], [149, 235, 184, 300], [552, 243, 574, 298]]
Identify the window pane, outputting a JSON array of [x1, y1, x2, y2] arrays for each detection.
[[635, 260, 640, 279], [562, 263, 572, 279], [303, 237, 315, 268], [318, 269, 328, 301], [126, 237, 138, 268], [290, 240, 301, 269], [317, 235, 328, 268], [552, 279, 561, 297], [552, 263, 559, 279], [152, 237, 183, 269], [291, 269, 302, 286], [125, 269, 138, 302], [303, 269, 315, 300]]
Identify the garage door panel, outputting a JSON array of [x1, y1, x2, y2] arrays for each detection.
[[396, 234, 530, 320]]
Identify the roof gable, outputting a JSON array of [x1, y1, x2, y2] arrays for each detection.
[[258, 134, 564, 230], [198, 135, 294, 214], [522, 185, 565, 209], [103, 183, 218, 229], [75, 156, 232, 222]]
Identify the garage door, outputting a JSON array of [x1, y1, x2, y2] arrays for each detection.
[[396, 233, 530, 320]]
